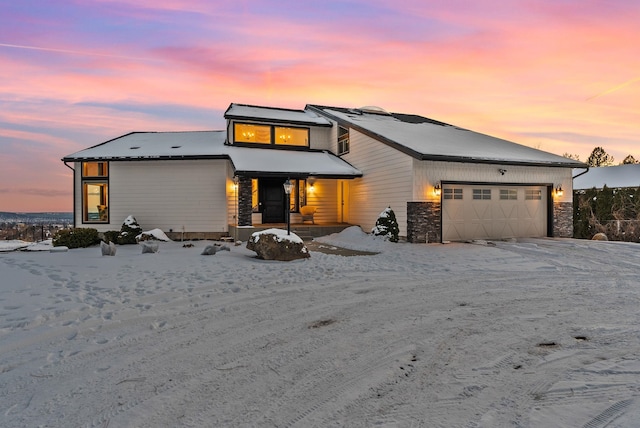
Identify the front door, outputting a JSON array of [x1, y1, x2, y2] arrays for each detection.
[[261, 179, 286, 223]]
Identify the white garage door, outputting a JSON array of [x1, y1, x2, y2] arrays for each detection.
[[442, 184, 548, 242]]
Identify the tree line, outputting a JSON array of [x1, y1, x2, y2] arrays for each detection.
[[563, 147, 638, 167]]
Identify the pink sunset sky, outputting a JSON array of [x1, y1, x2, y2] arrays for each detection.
[[1, 0, 639, 212]]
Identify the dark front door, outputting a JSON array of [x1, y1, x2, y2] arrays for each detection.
[[261, 179, 286, 223]]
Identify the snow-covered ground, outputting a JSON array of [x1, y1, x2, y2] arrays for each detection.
[[1, 228, 640, 427]]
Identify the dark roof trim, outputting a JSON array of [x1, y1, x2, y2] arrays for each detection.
[[61, 154, 231, 162], [417, 154, 586, 168], [234, 170, 362, 179], [224, 103, 332, 127], [306, 104, 586, 169]]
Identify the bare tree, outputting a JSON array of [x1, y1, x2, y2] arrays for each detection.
[[622, 154, 639, 164], [562, 152, 581, 161]]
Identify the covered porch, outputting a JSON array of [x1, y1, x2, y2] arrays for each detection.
[[227, 145, 362, 241]]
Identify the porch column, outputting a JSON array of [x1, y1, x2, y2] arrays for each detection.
[[237, 176, 253, 226]]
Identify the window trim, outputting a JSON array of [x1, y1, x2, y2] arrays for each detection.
[[233, 122, 310, 147], [337, 126, 350, 155], [81, 162, 109, 223]]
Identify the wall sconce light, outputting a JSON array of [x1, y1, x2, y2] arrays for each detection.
[[498, 169, 507, 175], [232, 176, 239, 191], [555, 185, 564, 197], [433, 183, 441, 197], [307, 178, 315, 192]]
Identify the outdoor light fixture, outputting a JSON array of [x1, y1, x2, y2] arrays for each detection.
[[555, 185, 564, 197], [283, 178, 293, 235], [433, 183, 441, 196], [307, 177, 315, 193], [499, 169, 507, 175]]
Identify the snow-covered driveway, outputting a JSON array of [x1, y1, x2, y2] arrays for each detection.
[[1, 233, 640, 427]]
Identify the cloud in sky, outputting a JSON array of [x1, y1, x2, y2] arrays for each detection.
[[0, 0, 638, 211]]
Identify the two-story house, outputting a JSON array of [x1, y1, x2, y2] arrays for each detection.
[[62, 103, 586, 243]]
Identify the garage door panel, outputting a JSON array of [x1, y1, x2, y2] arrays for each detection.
[[442, 185, 547, 242]]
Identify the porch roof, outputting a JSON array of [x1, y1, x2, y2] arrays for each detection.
[[228, 145, 362, 178]]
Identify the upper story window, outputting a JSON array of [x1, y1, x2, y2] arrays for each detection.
[[234, 123, 309, 147], [338, 126, 350, 155], [235, 123, 271, 144], [82, 161, 108, 177]]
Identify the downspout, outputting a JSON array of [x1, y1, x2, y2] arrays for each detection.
[[572, 166, 590, 179], [63, 161, 76, 227]]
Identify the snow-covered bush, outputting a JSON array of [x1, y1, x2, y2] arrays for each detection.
[[118, 215, 142, 245], [371, 207, 399, 243]]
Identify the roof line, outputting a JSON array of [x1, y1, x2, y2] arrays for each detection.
[[307, 105, 587, 168]]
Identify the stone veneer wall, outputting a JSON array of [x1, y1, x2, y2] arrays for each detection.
[[237, 177, 253, 226], [553, 201, 573, 238], [407, 201, 441, 243]]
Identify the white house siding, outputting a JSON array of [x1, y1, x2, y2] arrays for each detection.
[[310, 127, 332, 151], [341, 129, 413, 236], [103, 160, 228, 234], [412, 160, 573, 203], [289, 179, 338, 224]]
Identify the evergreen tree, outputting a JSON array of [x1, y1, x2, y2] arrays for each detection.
[[622, 154, 638, 164], [371, 207, 399, 242], [118, 215, 142, 244], [587, 147, 614, 167]]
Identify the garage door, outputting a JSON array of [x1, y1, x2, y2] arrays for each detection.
[[442, 184, 548, 242]]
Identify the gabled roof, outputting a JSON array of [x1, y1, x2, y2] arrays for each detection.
[[573, 164, 640, 190], [61, 131, 362, 179], [307, 104, 586, 168], [225, 103, 332, 127]]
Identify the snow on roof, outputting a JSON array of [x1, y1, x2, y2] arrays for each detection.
[[62, 131, 228, 161], [573, 164, 640, 190], [62, 131, 361, 178], [309, 105, 585, 167], [229, 146, 361, 177], [225, 103, 332, 127]]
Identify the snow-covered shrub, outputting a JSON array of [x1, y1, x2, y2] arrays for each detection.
[[102, 230, 120, 244], [53, 228, 100, 249], [371, 206, 399, 243], [117, 215, 142, 245]]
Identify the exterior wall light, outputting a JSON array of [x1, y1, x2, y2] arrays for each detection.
[[307, 178, 315, 193], [434, 183, 441, 197], [555, 185, 564, 197]]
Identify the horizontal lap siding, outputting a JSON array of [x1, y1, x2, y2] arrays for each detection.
[[342, 130, 413, 236], [109, 160, 228, 233], [291, 179, 338, 223]]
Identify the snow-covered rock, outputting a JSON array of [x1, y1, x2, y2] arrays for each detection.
[[246, 228, 309, 261]]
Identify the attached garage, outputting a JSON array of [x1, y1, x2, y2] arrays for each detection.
[[441, 184, 550, 242]]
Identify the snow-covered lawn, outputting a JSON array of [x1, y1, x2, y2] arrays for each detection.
[[1, 229, 640, 427]]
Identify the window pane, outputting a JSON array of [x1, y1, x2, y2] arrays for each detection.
[[444, 188, 463, 200], [83, 182, 108, 222], [473, 189, 491, 200], [234, 123, 271, 144], [252, 179, 259, 212], [525, 189, 542, 200], [82, 162, 108, 177], [275, 127, 308, 146], [500, 189, 517, 200], [338, 126, 349, 154]]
